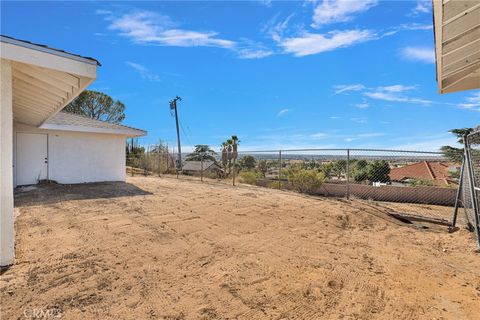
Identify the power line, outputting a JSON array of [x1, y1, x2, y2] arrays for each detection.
[[178, 119, 193, 147]]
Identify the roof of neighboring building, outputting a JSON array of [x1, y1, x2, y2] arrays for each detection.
[[389, 161, 459, 185], [182, 160, 222, 172], [1, 35, 101, 66], [40, 112, 146, 137]]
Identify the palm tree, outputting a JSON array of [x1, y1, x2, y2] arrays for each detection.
[[221, 141, 229, 168], [231, 135, 240, 160], [220, 136, 240, 175]]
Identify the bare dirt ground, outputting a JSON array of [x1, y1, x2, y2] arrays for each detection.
[[1, 176, 479, 319]]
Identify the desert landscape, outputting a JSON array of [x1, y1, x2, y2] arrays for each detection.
[[1, 176, 479, 319]]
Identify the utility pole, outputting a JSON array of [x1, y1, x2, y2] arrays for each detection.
[[169, 96, 182, 171]]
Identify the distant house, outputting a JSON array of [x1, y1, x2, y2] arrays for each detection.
[[389, 161, 459, 186], [182, 161, 223, 175]]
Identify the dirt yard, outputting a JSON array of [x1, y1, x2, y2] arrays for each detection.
[[1, 176, 479, 319]]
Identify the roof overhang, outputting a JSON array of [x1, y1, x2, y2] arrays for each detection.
[[38, 111, 146, 137], [1, 35, 99, 126], [433, 0, 480, 94], [39, 123, 147, 137]]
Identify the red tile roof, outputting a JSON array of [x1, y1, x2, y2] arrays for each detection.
[[389, 161, 459, 185]]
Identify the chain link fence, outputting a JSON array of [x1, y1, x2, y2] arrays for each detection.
[[454, 131, 480, 249], [126, 146, 463, 227], [126, 144, 177, 176]]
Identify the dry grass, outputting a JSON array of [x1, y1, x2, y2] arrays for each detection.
[[1, 176, 479, 319]]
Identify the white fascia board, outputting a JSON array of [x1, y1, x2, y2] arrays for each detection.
[[0, 42, 97, 79], [433, 0, 443, 93], [39, 123, 147, 137]]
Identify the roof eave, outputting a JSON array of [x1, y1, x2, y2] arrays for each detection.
[[0, 35, 100, 66], [39, 123, 147, 137]]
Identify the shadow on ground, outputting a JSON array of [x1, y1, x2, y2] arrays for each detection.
[[14, 181, 152, 207]]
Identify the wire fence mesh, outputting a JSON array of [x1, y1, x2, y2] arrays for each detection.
[[462, 131, 480, 248], [126, 146, 462, 227], [126, 143, 177, 177]]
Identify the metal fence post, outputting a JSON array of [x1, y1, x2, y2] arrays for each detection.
[[278, 150, 282, 189], [451, 157, 465, 228], [346, 149, 350, 200], [158, 149, 161, 177], [232, 158, 236, 186], [464, 135, 480, 250]]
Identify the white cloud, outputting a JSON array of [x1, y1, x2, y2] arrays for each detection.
[[279, 29, 375, 57], [363, 85, 432, 105], [410, 0, 431, 16], [106, 10, 235, 49], [330, 116, 340, 119], [466, 92, 480, 103], [334, 83, 433, 105], [96, 9, 113, 16], [236, 39, 275, 59], [263, 13, 295, 42], [376, 85, 416, 93], [392, 136, 458, 152], [364, 92, 431, 105], [396, 23, 433, 31], [351, 117, 368, 124], [345, 132, 384, 142], [104, 10, 277, 60], [257, 0, 272, 7], [458, 92, 480, 111], [379, 23, 432, 38], [277, 108, 291, 117], [401, 47, 435, 64], [354, 101, 370, 109], [334, 84, 365, 94], [311, 0, 378, 28], [310, 132, 328, 139], [237, 48, 274, 59], [263, 6, 429, 58], [125, 61, 161, 81]]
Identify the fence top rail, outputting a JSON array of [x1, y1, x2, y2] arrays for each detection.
[[467, 128, 480, 138], [236, 148, 444, 155]]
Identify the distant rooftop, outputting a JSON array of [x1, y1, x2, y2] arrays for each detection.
[[389, 161, 459, 185], [182, 160, 222, 172]]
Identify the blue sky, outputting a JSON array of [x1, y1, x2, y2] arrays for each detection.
[[2, 0, 479, 151]]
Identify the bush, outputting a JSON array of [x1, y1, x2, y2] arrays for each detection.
[[288, 169, 325, 194], [266, 180, 287, 189], [352, 168, 368, 182], [239, 170, 261, 185], [367, 160, 390, 183], [409, 178, 434, 187]]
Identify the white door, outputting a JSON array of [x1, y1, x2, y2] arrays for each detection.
[[16, 133, 48, 186]]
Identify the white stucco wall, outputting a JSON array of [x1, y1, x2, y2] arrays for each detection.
[[1, 59, 15, 266], [13, 122, 126, 185]]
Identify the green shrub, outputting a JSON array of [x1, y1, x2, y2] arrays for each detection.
[[239, 171, 261, 185], [409, 178, 434, 187], [266, 180, 286, 189], [288, 169, 325, 194]]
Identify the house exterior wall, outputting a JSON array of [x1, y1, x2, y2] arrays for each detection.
[[13, 122, 126, 185], [1, 58, 15, 266]]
